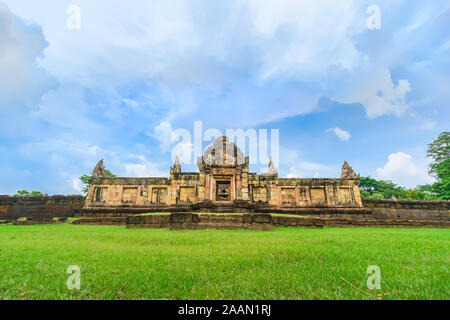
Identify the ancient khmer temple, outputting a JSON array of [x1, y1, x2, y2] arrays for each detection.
[[83, 136, 363, 215]]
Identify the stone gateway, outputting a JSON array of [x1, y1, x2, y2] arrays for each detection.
[[83, 136, 363, 215]]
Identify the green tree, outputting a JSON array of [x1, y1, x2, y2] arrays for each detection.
[[359, 176, 407, 199], [15, 190, 44, 197], [79, 170, 117, 194], [359, 177, 439, 200], [404, 185, 438, 200], [427, 132, 450, 200], [427, 132, 450, 178]]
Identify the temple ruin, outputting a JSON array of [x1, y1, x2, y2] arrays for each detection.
[[83, 136, 363, 214]]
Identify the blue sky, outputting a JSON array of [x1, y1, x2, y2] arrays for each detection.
[[0, 0, 449, 195]]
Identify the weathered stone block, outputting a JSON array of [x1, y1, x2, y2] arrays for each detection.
[[169, 222, 182, 230], [251, 223, 273, 231], [242, 214, 252, 223], [286, 217, 299, 226], [252, 213, 272, 223]]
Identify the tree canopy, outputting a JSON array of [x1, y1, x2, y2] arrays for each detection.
[[15, 190, 44, 197], [427, 131, 450, 178], [360, 132, 449, 200], [359, 177, 438, 200], [79, 170, 117, 194], [426, 131, 450, 200]]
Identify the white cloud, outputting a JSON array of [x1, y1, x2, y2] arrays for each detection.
[[0, 4, 55, 109], [150, 121, 173, 151], [122, 98, 139, 108], [326, 127, 351, 142], [1, 0, 369, 127], [17, 139, 168, 193], [344, 69, 411, 119], [286, 167, 303, 178], [286, 162, 332, 178], [72, 178, 82, 193], [376, 152, 433, 188], [1, 0, 448, 195], [248, 0, 365, 80], [124, 156, 166, 177]]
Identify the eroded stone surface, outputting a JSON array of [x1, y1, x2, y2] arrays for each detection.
[[340, 161, 359, 179], [92, 159, 107, 178], [84, 137, 363, 209]]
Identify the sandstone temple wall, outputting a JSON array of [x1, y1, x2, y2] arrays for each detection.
[[83, 178, 363, 208]]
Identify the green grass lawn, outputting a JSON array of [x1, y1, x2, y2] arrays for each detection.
[[0, 224, 448, 300]]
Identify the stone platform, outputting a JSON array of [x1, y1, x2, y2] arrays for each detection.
[[126, 213, 274, 231]]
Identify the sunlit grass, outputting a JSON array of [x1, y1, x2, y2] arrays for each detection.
[[0, 224, 448, 300]]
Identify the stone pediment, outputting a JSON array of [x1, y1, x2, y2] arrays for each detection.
[[200, 136, 245, 166], [92, 159, 107, 178], [340, 161, 359, 179]]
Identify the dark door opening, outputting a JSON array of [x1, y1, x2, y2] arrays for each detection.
[[216, 182, 230, 201]]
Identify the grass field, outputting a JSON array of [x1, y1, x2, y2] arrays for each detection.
[[0, 224, 448, 300]]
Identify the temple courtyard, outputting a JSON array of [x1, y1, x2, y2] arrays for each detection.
[[0, 223, 448, 300]]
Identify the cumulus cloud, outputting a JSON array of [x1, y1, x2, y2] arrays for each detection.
[[124, 156, 167, 177], [349, 69, 411, 119], [248, 0, 365, 80], [150, 121, 173, 152], [15, 139, 167, 194], [376, 152, 433, 188], [1, 0, 449, 194], [1, 0, 369, 127], [72, 178, 82, 193], [326, 127, 351, 142], [0, 4, 55, 110]]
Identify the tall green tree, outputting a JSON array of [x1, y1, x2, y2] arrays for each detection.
[[427, 131, 450, 178], [79, 170, 117, 194], [426, 132, 450, 200]]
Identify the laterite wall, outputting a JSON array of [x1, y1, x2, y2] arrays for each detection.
[[362, 199, 449, 221], [0, 195, 85, 220], [1, 195, 448, 225]]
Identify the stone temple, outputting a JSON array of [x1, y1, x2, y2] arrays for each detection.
[[84, 136, 362, 214]]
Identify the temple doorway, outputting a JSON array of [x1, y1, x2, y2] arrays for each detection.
[[216, 181, 231, 201]]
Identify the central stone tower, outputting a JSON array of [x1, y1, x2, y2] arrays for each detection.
[[197, 136, 250, 202]]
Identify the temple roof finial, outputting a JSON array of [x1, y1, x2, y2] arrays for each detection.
[[340, 161, 359, 179], [173, 155, 181, 173], [92, 159, 107, 178], [268, 156, 278, 174]]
